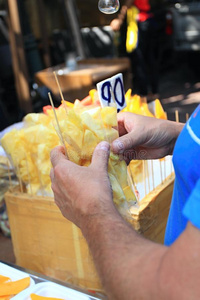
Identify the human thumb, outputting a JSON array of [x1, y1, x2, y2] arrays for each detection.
[[91, 141, 110, 171], [111, 131, 144, 154]]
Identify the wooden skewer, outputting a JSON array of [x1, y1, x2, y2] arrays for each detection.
[[186, 113, 189, 122], [151, 160, 155, 190], [48, 93, 67, 155], [128, 165, 139, 203], [6, 158, 12, 191], [143, 160, 147, 197], [159, 159, 163, 184], [16, 162, 23, 193], [53, 71, 64, 101], [25, 153, 32, 196], [145, 160, 150, 193], [175, 110, 179, 123], [164, 157, 167, 181], [53, 71, 68, 114]]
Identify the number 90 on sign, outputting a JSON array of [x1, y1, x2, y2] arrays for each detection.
[[96, 73, 127, 112]]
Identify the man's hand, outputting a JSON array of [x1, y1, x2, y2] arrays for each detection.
[[50, 142, 115, 228], [112, 112, 184, 163]]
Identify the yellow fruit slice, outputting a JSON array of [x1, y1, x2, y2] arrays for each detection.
[[64, 120, 83, 151], [154, 99, 167, 119], [101, 107, 117, 127], [81, 112, 104, 140], [109, 173, 126, 205], [81, 129, 99, 160], [0, 277, 30, 296], [104, 127, 119, 143], [0, 276, 10, 284], [66, 144, 81, 165], [24, 113, 51, 126], [30, 294, 64, 300], [123, 186, 136, 202]]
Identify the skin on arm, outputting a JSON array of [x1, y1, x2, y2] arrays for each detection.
[[50, 142, 200, 300]]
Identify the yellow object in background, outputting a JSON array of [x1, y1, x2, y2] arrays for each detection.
[[124, 89, 167, 119], [126, 6, 139, 53]]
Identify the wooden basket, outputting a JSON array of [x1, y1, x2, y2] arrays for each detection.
[[5, 175, 174, 292]]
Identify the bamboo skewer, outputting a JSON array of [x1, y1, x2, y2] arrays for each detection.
[[151, 160, 155, 190], [53, 71, 69, 115], [25, 154, 33, 196], [6, 159, 12, 191], [143, 160, 147, 197], [53, 71, 64, 102], [48, 93, 67, 156], [128, 165, 139, 203], [159, 160, 163, 184], [16, 162, 23, 193], [186, 113, 189, 122], [175, 110, 179, 123], [145, 161, 150, 193]]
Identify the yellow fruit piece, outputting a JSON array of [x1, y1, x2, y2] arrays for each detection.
[[123, 186, 136, 202], [81, 129, 99, 160], [81, 160, 91, 167], [66, 109, 83, 130], [24, 113, 51, 127], [100, 107, 117, 127], [113, 160, 128, 189], [89, 89, 98, 103], [62, 100, 74, 108], [30, 293, 64, 300], [63, 120, 83, 152], [0, 276, 10, 284], [81, 112, 104, 140], [154, 99, 167, 119], [0, 296, 10, 300], [109, 173, 126, 205], [0, 277, 30, 296], [104, 127, 119, 143], [66, 144, 81, 165]]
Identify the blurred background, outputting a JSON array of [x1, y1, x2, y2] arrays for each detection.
[[0, 0, 200, 131]]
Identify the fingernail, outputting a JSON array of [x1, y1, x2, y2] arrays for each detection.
[[97, 141, 110, 152], [112, 140, 124, 152]]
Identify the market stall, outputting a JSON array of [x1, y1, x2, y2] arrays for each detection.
[[0, 73, 175, 293]]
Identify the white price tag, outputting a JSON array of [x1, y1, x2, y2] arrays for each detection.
[[96, 73, 126, 112]]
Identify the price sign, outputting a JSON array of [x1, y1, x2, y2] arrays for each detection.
[[96, 73, 126, 112]]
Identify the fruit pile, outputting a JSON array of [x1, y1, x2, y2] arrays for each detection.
[[1, 88, 166, 214], [1, 94, 137, 216]]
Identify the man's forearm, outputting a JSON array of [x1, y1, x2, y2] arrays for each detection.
[[81, 209, 167, 300]]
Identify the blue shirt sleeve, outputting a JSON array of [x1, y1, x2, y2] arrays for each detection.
[[183, 178, 200, 229]]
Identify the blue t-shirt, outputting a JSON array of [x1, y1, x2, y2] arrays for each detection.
[[165, 105, 200, 246]]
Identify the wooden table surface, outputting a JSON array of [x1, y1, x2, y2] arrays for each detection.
[[35, 58, 131, 102]]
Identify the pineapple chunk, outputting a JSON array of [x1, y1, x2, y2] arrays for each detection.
[[109, 173, 126, 205], [155, 99, 167, 120], [81, 129, 99, 160], [63, 120, 83, 152], [104, 127, 119, 143], [81, 112, 104, 140], [123, 185, 136, 202], [101, 107, 117, 127], [24, 113, 51, 127], [66, 144, 81, 165], [67, 109, 83, 130]]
